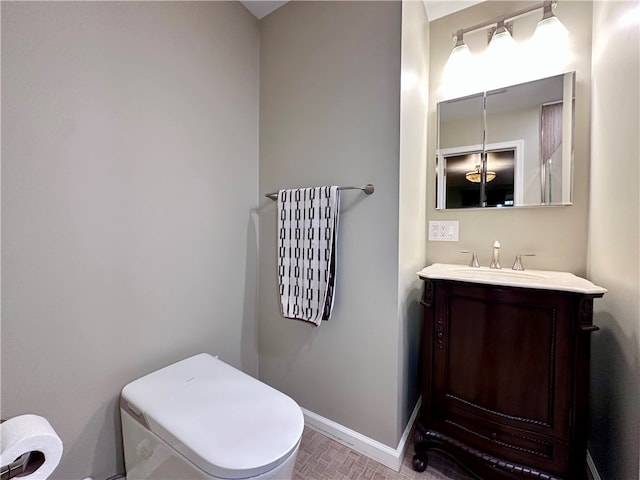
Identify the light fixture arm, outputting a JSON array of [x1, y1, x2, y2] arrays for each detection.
[[454, 30, 465, 48], [541, 1, 555, 20], [451, 0, 556, 39]]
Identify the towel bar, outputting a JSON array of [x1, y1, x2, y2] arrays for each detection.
[[265, 184, 374, 201]]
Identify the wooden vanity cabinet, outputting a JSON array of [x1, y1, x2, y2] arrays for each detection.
[[412, 278, 603, 480]]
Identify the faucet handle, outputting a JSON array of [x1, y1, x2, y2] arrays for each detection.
[[461, 250, 480, 268], [512, 253, 535, 271]]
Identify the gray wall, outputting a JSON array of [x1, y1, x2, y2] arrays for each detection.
[[258, 1, 405, 447], [427, 1, 593, 274], [588, 2, 640, 478], [1, 2, 259, 479]]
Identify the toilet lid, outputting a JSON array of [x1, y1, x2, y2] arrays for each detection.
[[121, 353, 304, 479]]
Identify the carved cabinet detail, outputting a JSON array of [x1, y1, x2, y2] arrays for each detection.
[[413, 278, 604, 480]]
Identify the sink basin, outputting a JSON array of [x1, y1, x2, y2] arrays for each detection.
[[449, 267, 548, 282], [417, 263, 607, 294]]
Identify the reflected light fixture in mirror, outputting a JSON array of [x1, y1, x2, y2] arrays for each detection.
[[465, 165, 496, 183]]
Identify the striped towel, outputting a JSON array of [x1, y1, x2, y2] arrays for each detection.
[[277, 186, 340, 326]]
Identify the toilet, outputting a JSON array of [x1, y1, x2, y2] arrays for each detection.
[[120, 353, 304, 480]]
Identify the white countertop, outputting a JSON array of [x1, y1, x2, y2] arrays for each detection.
[[417, 263, 607, 295]]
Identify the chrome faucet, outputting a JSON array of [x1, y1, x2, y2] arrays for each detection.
[[512, 253, 535, 271], [461, 250, 480, 268], [489, 241, 502, 269]]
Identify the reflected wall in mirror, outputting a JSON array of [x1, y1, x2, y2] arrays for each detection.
[[436, 72, 575, 209]]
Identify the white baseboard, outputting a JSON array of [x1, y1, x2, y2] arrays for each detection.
[[303, 402, 599, 479], [301, 397, 421, 472], [587, 450, 602, 480]]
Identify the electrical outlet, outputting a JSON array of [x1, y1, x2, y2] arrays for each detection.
[[429, 220, 459, 242]]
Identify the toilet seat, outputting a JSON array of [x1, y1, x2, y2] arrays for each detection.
[[121, 354, 304, 479]]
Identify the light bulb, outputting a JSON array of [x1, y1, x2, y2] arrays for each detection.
[[488, 21, 516, 55], [526, 5, 570, 72], [533, 14, 569, 44], [445, 43, 472, 74], [484, 20, 517, 82], [444, 31, 476, 92]]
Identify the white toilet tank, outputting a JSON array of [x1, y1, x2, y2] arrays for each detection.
[[120, 354, 304, 480]]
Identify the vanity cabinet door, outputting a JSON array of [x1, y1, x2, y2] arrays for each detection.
[[431, 281, 574, 474]]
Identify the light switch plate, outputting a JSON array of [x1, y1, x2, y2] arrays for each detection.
[[429, 220, 459, 242]]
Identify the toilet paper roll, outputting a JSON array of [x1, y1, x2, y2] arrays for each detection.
[[0, 414, 63, 480]]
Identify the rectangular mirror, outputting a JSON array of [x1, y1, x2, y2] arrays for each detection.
[[436, 72, 575, 209]]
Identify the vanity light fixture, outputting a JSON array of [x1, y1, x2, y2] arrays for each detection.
[[465, 165, 496, 183], [533, 1, 569, 42], [451, 30, 470, 57], [444, 29, 474, 79], [486, 18, 516, 59], [447, 1, 567, 60], [488, 19, 513, 47]]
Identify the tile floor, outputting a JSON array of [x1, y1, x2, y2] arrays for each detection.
[[294, 428, 477, 480]]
